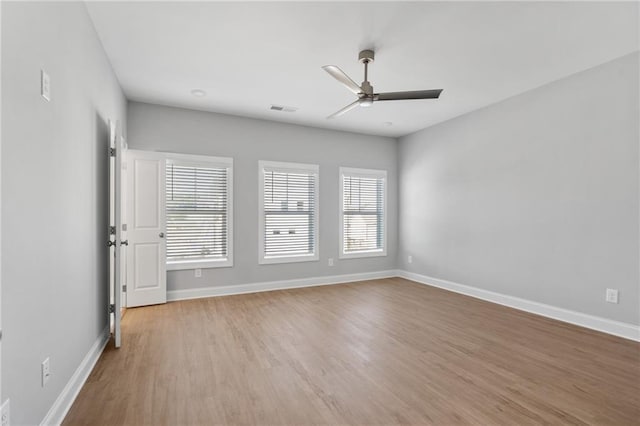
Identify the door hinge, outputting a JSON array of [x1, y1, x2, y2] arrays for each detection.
[[107, 240, 116, 247], [109, 147, 116, 157], [109, 225, 116, 235], [108, 304, 115, 313], [122, 285, 127, 292]]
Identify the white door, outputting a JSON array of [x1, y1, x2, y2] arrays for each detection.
[[126, 150, 167, 307]]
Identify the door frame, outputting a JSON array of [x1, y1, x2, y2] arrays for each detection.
[[0, 0, 4, 401], [109, 120, 125, 347]]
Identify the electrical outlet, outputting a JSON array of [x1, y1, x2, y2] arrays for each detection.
[[194, 268, 202, 278], [41, 69, 51, 101], [41, 357, 51, 387], [408, 255, 413, 264], [606, 288, 619, 304], [1, 399, 10, 426], [328, 258, 334, 267]]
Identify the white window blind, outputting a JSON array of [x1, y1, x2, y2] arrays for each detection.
[[340, 168, 386, 257], [259, 161, 319, 264], [166, 159, 231, 267]]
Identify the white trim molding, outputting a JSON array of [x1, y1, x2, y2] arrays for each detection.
[[167, 270, 397, 302], [37, 269, 638, 426], [40, 326, 110, 426], [339, 167, 387, 260], [165, 153, 234, 270], [168, 269, 639, 342], [397, 270, 640, 342], [258, 160, 320, 265]]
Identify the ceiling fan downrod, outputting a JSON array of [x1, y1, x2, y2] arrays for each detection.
[[358, 50, 375, 103]]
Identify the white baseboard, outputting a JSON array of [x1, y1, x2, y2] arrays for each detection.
[[40, 326, 110, 426], [168, 269, 639, 341], [167, 270, 398, 302], [34, 270, 636, 426], [397, 270, 640, 342]]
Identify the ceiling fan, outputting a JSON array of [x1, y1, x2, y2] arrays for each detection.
[[322, 49, 443, 119]]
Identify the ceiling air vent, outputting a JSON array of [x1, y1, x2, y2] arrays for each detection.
[[270, 105, 298, 112]]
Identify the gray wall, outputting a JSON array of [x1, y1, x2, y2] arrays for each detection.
[[1, 2, 126, 424], [398, 52, 639, 325], [1, 3, 635, 422], [127, 102, 398, 291]]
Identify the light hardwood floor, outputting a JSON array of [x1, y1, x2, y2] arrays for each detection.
[[64, 278, 640, 425]]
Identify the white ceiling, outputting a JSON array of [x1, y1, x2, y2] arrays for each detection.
[[86, 1, 639, 137]]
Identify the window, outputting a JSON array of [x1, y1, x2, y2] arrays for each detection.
[[259, 161, 319, 264], [340, 167, 387, 258], [165, 155, 233, 270]]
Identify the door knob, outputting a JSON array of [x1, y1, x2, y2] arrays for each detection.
[[159, 232, 165, 238]]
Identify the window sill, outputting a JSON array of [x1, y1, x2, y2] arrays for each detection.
[[167, 258, 233, 271], [259, 254, 319, 265], [339, 250, 387, 260]]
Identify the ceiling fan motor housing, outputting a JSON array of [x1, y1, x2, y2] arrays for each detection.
[[360, 81, 374, 96]]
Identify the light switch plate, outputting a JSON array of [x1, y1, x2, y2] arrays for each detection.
[[42, 357, 51, 387], [41, 70, 51, 101], [194, 268, 202, 278]]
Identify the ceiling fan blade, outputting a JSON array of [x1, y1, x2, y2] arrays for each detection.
[[327, 99, 361, 119], [322, 65, 362, 95], [376, 89, 443, 101]]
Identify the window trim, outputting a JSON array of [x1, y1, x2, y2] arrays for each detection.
[[339, 167, 387, 260], [164, 152, 233, 271], [258, 160, 320, 265]]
